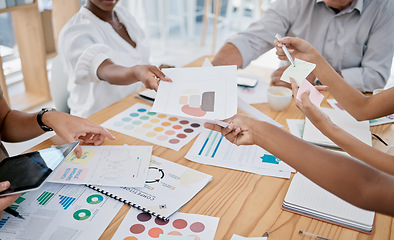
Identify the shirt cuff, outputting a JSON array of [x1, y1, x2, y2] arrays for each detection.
[[227, 36, 254, 69]]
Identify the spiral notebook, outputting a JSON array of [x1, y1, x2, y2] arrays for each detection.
[[283, 173, 375, 232], [86, 155, 212, 220]]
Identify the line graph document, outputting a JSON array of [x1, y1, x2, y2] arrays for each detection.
[[185, 129, 295, 178], [48, 145, 152, 187]]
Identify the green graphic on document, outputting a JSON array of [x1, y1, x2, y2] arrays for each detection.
[[37, 191, 55, 205], [73, 209, 91, 220], [86, 194, 104, 204]]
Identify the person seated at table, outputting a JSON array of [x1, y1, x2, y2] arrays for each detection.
[[211, 0, 394, 92], [204, 39, 394, 216], [58, 0, 172, 118], [0, 86, 115, 217]]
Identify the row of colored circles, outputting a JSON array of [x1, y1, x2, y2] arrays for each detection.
[[73, 209, 91, 220], [129, 213, 206, 235], [86, 194, 103, 204]]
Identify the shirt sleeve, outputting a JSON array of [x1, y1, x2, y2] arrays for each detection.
[[58, 20, 111, 84], [227, 0, 297, 68], [341, 4, 394, 92]]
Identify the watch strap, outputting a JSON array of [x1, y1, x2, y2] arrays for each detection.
[[37, 108, 56, 132]]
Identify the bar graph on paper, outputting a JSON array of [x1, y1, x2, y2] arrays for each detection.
[[186, 129, 295, 178], [37, 191, 55, 205], [58, 195, 76, 210], [198, 131, 224, 158]]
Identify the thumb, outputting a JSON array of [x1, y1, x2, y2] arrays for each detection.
[[0, 181, 10, 191]]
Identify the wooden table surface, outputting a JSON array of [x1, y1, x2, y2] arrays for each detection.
[[31, 56, 394, 240]]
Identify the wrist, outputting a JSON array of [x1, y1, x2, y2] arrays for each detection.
[[37, 108, 56, 132]]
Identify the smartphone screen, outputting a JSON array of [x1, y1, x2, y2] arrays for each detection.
[[237, 76, 258, 88]]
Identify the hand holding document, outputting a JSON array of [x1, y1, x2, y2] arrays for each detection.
[[296, 79, 324, 107], [280, 58, 316, 86], [151, 64, 238, 127]]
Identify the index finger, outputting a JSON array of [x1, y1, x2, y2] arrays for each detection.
[[290, 78, 299, 97], [150, 66, 172, 82]]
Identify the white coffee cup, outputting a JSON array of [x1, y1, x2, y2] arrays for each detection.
[[267, 86, 292, 111]]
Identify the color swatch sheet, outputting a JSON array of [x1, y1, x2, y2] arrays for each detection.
[[48, 145, 152, 187], [151, 65, 238, 122], [0, 183, 122, 240], [185, 129, 295, 179], [111, 208, 219, 240], [92, 156, 212, 220], [102, 103, 204, 151]]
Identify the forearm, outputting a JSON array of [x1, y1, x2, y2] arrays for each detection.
[[96, 59, 138, 85], [251, 120, 394, 214], [312, 55, 376, 119], [212, 43, 243, 68], [1, 110, 44, 142], [316, 118, 394, 175]]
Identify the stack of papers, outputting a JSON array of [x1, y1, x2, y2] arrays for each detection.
[[283, 173, 375, 232]]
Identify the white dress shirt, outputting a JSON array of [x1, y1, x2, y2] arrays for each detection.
[[58, 6, 150, 118], [228, 0, 394, 92]]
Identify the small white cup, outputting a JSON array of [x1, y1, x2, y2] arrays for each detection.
[[267, 86, 292, 111]]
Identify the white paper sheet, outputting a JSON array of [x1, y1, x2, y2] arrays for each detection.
[[48, 145, 152, 187], [185, 129, 294, 179], [231, 234, 268, 240], [152, 65, 238, 121], [286, 119, 305, 138], [101, 103, 204, 151], [94, 156, 212, 220], [111, 208, 219, 240], [280, 58, 316, 86], [237, 97, 283, 128], [0, 183, 122, 240]]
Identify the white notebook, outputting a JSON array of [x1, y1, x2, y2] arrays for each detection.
[[302, 108, 372, 148], [283, 173, 375, 232]]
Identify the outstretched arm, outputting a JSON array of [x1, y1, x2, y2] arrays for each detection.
[[290, 79, 394, 175], [275, 37, 394, 120], [97, 59, 171, 91], [0, 96, 115, 157], [211, 43, 243, 68], [205, 117, 394, 216]]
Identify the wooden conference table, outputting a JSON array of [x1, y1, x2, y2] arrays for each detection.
[[31, 56, 394, 239]]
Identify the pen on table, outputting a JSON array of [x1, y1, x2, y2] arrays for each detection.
[[4, 207, 25, 219], [372, 133, 388, 146], [299, 230, 333, 240], [275, 34, 295, 67]]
